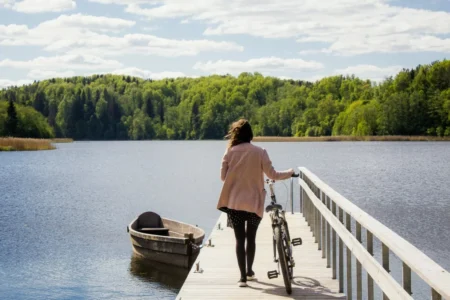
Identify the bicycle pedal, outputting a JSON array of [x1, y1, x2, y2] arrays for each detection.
[[267, 270, 278, 279], [292, 237, 302, 246]]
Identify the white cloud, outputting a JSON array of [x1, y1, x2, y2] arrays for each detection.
[[0, 24, 29, 36], [49, 34, 243, 57], [123, 34, 243, 56], [37, 13, 135, 30], [89, 0, 145, 4], [304, 34, 450, 56], [142, 26, 159, 32], [0, 14, 135, 48], [103, 0, 450, 55], [0, 79, 33, 89], [0, 14, 243, 57], [27, 70, 77, 80], [193, 57, 324, 75], [0, 54, 123, 71], [335, 64, 404, 82], [110, 67, 188, 79], [2, 0, 76, 13], [0, 0, 13, 8]]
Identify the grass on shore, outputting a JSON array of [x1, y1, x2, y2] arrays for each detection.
[[0, 137, 56, 151], [253, 135, 450, 142]]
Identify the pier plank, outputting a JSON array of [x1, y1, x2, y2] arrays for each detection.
[[177, 213, 345, 300]]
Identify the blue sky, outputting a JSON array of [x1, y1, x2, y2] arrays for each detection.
[[0, 0, 449, 88]]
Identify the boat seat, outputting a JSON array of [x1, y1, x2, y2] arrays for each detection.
[[138, 228, 170, 236], [136, 211, 169, 236]]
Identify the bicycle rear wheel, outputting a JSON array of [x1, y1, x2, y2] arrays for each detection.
[[283, 223, 294, 280], [275, 225, 292, 294]]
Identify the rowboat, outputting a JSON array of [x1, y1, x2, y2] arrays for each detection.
[[127, 212, 205, 269]]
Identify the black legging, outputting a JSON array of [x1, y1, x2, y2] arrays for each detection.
[[233, 221, 259, 280]]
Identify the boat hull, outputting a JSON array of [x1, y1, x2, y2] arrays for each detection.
[[128, 216, 204, 269], [131, 243, 200, 269]]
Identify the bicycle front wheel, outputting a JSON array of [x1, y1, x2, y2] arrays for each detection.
[[275, 225, 292, 294]]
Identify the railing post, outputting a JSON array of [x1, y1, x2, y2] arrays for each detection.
[[367, 231, 374, 300], [318, 193, 322, 246], [307, 179, 311, 228], [310, 182, 313, 230], [311, 186, 314, 232], [306, 190, 310, 222], [309, 187, 312, 227], [290, 177, 294, 214], [339, 207, 344, 293], [311, 186, 320, 241], [432, 289, 442, 300], [332, 201, 337, 279], [299, 173, 303, 214], [321, 191, 325, 256], [382, 243, 390, 300], [356, 222, 362, 300], [307, 187, 311, 224], [346, 213, 352, 300], [403, 263, 412, 295], [315, 204, 320, 245], [326, 195, 331, 268], [310, 183, 314, 231]]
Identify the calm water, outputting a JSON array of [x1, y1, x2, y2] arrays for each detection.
[[0, 141, 449, 299]]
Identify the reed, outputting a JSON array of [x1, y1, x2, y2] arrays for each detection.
[[50, 138, 74, 143], [253, 136, 450, 142], [0, 137, 56, 151]]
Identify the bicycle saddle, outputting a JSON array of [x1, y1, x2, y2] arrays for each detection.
[[265, 204, 283, 212]]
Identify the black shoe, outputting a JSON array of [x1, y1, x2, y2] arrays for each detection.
[[247, 271, 256, 281]]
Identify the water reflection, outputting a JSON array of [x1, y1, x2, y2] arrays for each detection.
[[128, 255, 189, 289]]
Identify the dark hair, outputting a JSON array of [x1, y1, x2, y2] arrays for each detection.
[[226, 119, 253, 148]]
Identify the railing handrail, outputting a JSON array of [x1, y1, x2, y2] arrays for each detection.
[[299, 179, 413, 299], [299, 167, 450, 299]]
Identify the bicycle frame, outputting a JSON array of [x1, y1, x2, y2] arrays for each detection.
[[266, 180, 294, 275]]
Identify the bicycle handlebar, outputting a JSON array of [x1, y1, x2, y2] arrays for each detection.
[[265, 172, 299, 184]]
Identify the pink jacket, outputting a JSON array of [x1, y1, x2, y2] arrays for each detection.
[[217, 142, 293, 218]]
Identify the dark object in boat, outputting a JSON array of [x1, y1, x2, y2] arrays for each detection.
[[127, 211, 205, 269]]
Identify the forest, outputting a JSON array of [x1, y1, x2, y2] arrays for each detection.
[[0, 60, 449, 140]]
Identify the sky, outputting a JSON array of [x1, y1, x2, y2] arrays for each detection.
[[0, 0, 449, 88]]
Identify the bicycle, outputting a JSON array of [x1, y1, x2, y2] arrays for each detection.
[[265, 173, 302, 295]]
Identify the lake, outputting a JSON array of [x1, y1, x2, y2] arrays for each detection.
[[0, 141, 449, 299]]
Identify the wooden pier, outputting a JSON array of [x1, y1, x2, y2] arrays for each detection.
[[177, 168, 450, 300], [177, 212, 345, 299]]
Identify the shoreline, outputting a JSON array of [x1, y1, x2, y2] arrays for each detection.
[[252, 136, 450, 142], [1, 136, 449, 147]]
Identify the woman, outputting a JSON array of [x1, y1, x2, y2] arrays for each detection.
[[217, 119, 294, 287]]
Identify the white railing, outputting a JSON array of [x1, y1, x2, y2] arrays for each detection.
[[296, 167, 450, 300]]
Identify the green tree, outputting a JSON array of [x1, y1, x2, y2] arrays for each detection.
[[1, 60, 449, 140], [5, 99, 18, 136]]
